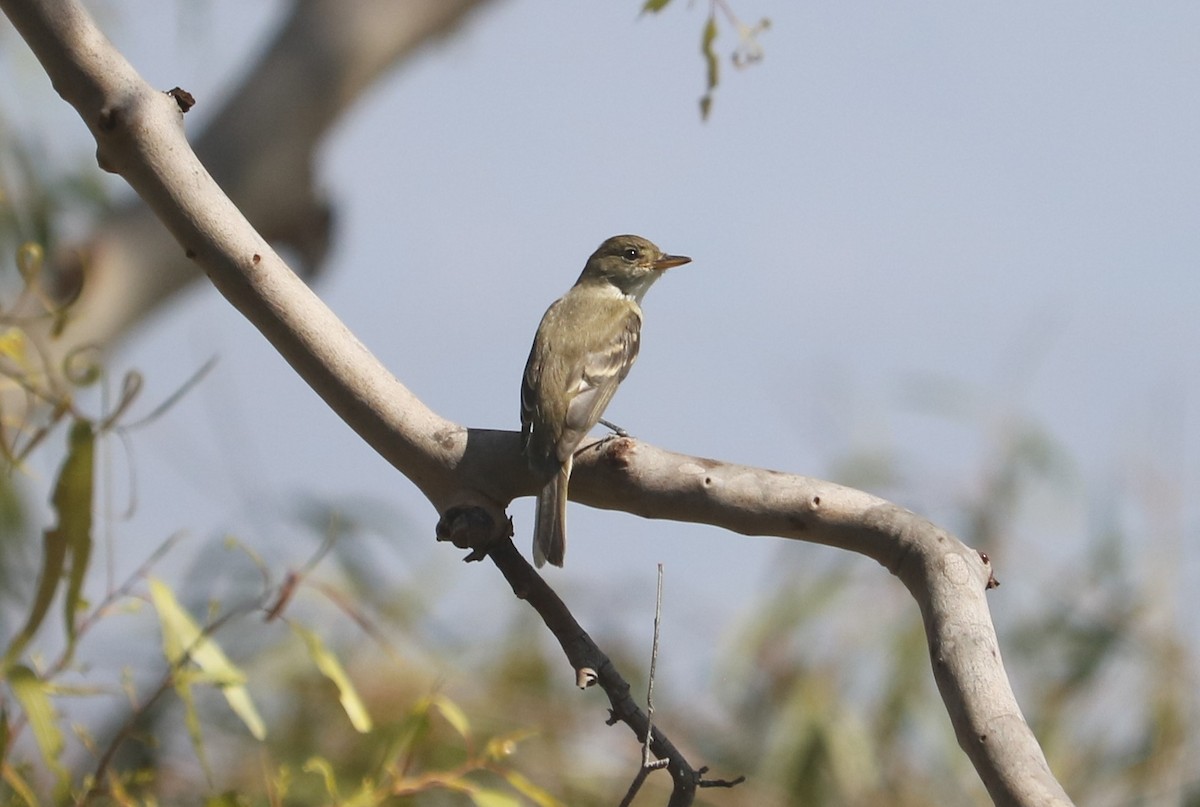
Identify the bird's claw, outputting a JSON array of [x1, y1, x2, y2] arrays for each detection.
[[598, 418, 630, 438]]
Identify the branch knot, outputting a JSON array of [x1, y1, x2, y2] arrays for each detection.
[[435, 503, 509, 561]]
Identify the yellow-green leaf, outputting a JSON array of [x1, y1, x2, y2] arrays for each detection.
[[169, 666, 211, 779], [468, 788, 522, 807], [700, 13, 719, 120], [500, 769, 564, 807], [427, 694, 471, 740], [60, 420, 95, 654], [149, 579, 243, 683], [343, 780, 383, 807], [148, 579, 266, 740], [302, 757, 340, 800], [1, 762, 40, 807], [641, 0, 673, 12], [16, 242, 43, 283], [8, 666, 65, 778], [0, 327, 27, 366], [3, 421, 93, 667], [292, 624, 372, 733], [223, 686, 266, 741], [268, 763, 294, 802], [103, 769, 141, 807]]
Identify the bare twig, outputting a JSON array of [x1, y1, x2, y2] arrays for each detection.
[[484, 537, 739, 806], [620, 562, 672, 806], [619, 767, 654, 807], [644, 563, 666, 770]]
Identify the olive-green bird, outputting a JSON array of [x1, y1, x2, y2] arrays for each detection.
[[521, 235, 691, 567]]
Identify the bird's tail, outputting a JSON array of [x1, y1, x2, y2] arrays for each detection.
[[533, 456, 571, 567]]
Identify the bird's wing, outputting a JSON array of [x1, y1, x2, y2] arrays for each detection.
[[557, 307, 641, 462], [521, 304, 570, 476], [519, 338, 542, 449]]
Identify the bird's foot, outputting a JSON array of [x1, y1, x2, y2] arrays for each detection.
[[598, 418, 630, 438]]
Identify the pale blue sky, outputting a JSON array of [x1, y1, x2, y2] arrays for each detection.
[[5, 0, 1199, 699]]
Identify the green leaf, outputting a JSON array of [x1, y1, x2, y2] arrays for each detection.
[[3, 420, 93, 667], [148, 579, 267, 740], [641, 0, 673, 12], [60, 420, 95, 655], [302, 757, 340, 800], [343, 780, 384, 807], [499, 769, 564, 807], [426, 694, 471, 740], [8, 665, 66, 779], [383, 707, 432, 771], [224, 685, 266, 740], [1, 763, 40, 807], [700, 13, 719, 120], [268, 764, 294, 802], [469, 789, 522, 807], [174, 665, 212, 779], [0, 327, 28, 367], [8, 528, 68, 663], [292, 624, 372, 733]]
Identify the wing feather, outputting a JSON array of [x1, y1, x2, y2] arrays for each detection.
[[558, 312, 640, 460], [521, 293, 642, 473]]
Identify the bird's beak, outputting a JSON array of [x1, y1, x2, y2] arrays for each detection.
[[653, 254, 691, 271]]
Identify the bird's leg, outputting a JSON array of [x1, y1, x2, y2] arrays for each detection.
[[598, 418, 630, 438]]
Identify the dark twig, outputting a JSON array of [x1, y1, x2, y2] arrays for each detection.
[[484, 538, 742, 806], [619, 766, 655, 807]]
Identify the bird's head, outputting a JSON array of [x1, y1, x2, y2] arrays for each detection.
[[580, 234, 691, 301]]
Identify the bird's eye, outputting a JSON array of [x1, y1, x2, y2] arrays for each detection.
[[622, 247, 640, 261]]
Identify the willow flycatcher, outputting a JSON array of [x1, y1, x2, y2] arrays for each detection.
[[521, 235, 691, 567]]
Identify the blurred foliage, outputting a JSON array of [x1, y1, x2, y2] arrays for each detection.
[[642, 0, 769, 120], [0, 226, 578, 802], [0, 109, 110, 262]]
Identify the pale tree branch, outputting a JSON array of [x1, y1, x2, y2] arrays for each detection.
[[18, 0, 497, 368], [0, 1, 1075, 805]]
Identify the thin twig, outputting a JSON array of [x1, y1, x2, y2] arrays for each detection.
[[643, 562, 666, 770], [621, 562, 669, 805], [120, 356, 218, 431], [618, 765, 653, 807], [483, 536, 740, 806]]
